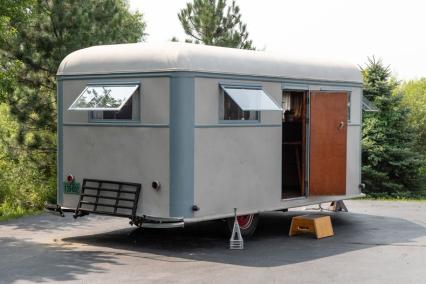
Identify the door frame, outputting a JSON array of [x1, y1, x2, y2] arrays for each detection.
[[305, 91, 311, 196], [281, 88, 310, 199]]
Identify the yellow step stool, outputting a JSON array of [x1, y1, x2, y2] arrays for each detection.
[[289, 214, 334, 239]]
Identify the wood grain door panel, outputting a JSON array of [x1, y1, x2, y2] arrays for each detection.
[[309, 92, 347, 196]]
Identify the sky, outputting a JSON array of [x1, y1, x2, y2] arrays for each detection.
[[129, 0, 426, 80]]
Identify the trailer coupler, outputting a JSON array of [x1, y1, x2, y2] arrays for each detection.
[[44, 202, 64, 217]]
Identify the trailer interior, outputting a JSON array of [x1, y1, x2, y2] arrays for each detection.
[[282, 90, 307, 199]]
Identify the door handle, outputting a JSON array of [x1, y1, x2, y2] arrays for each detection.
[[338, 121, 345, 130]]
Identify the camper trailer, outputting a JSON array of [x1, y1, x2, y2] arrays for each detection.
[[56, 43, 365, 235]]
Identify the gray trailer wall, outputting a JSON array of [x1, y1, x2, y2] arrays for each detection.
[[60, 77, 170, 218], [193, 77, 362, 220], [59, 72, 362, 221], [194, 78, 283, 218]]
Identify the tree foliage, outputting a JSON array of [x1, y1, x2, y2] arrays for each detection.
[[178, 0, 254, 49], [395, 78, 426, 154], [361, 57, 424, 197], [0, 104, 55, 217], [0, 0, 146, 214], [0, 0, 145, 171]]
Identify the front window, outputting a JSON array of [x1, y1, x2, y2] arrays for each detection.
[[90, 94, 137, 120], [69, 84, 140, 121]]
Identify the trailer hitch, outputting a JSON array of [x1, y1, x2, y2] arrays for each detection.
[[73, 210, 90, 219], [44, 202, 65, 217], [44, 202, 77, 217]]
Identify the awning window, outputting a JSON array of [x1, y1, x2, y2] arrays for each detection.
[[362, 96, 379, 112], [69, 84, 139, 111], [221, 86, 282, 111]]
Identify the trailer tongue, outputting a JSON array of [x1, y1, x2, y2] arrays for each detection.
[[73, 179, 141, 224]]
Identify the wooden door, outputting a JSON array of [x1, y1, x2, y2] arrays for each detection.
[[309, 92, 347, 196]]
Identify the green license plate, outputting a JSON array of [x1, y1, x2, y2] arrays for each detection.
[[64, 181, 81, 194]]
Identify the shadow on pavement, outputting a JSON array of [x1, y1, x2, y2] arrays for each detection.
[[0, 213, 115, 233], [62, 211, 426, 268], [0, 237, 121, 283], [1, 210, 425, 283]]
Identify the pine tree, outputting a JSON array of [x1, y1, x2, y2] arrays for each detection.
[[361, 57, 423, 197], [178, 0, 254, 49], [0, 0, 146, 177]]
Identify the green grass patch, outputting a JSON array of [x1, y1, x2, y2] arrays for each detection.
[[356, 195, 426, 201], [0, 204, 41, 222]]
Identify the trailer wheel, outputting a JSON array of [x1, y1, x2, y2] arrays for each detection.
[[226, 214, 259, 237]]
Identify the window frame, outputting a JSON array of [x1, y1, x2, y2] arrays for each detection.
[[347, 92, 352, 123], [362, 95, 379, 112], [86, 82, 141, 123], [218, 83, 267, 124]]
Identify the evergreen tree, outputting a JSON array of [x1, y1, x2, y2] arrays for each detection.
[[361, 57, 423, 197], [0, 0, 146, 177], [178, 0, 254, 49]]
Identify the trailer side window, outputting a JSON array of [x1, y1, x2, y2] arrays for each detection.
[[362, 95, 379, 112], [68, 84, 140, 121], [90, 93, 138, 121], [221, 90, 259, 121], [219, 86, 281, 121]]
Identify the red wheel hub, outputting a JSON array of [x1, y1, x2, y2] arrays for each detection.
[[237, 214, 254, 230]]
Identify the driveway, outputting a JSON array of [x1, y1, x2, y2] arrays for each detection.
[[0, 200, 425, 284]]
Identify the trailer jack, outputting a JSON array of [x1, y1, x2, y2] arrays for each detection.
[[330, 200, 348, 212]]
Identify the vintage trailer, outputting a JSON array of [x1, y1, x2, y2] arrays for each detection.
[[56, 42, 365, 235]]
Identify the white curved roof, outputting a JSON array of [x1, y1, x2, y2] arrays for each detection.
[[57, 42, 362, 83]]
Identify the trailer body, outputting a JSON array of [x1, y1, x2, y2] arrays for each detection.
[[57, 43, 364, 226]]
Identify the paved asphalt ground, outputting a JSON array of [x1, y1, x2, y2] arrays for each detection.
[[0, 200, 425, 284]]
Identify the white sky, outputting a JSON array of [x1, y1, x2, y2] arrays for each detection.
[[129, 0, 426, 80]]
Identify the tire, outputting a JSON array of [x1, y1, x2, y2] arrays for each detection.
[[226, 213, 259, 237]]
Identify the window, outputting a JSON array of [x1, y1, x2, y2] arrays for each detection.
[[222, 92, 259, 121], [362, 95, 379, 112], [69, 84, 140, 121], [90, 94, 138, 120], [220, 86, 281, 121]]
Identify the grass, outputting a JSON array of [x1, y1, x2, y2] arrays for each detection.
[[0, 204, 41, 222], [356, 195, 426, 201], [358, 197, 426, 202]]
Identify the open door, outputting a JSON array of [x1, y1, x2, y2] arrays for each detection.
[[282, 91, 307, 199], [309, 92, 347, 196]]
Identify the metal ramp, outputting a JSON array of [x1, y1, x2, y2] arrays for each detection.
[[74, 178, 141, 220]]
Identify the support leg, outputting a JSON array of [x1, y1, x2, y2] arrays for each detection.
[[330, 200, 348, 212]]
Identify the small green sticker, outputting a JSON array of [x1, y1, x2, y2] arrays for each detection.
[[64, 180, 81, 194]]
